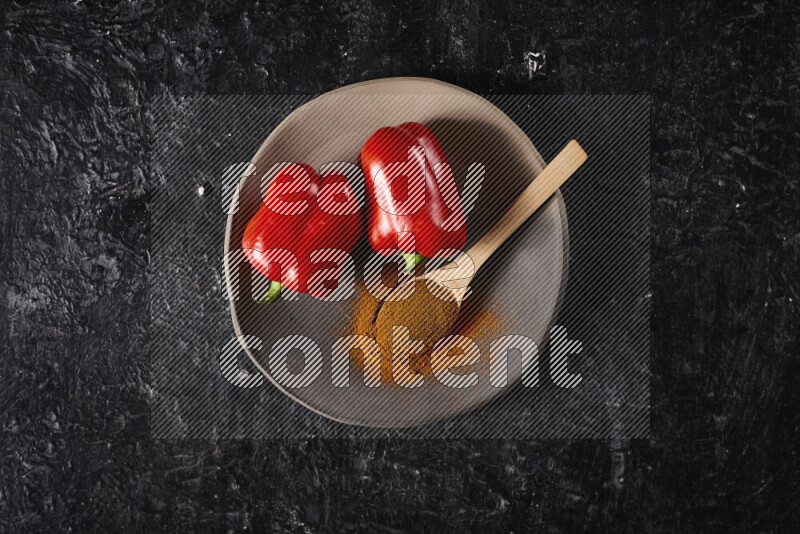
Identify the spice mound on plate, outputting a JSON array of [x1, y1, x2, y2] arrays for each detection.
[[374, 280, 459, 354], [339, 275, 507, 387]]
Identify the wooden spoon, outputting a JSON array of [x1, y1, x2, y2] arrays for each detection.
[[373, 140, 587, 344]]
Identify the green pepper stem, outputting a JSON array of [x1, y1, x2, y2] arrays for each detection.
[[400, 252, 425, 273], [257, 281, 283, 303]]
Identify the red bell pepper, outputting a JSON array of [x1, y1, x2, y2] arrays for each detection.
[[360, 122, 467, 270], [242, 162, 361, 301]]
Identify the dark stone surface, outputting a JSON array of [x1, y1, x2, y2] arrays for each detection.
[[1, 0, 798, 531]]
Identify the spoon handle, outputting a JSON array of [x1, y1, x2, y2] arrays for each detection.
[[465, 140, 587, 271]]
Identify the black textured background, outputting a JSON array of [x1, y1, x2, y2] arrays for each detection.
[[1, 0, 798, 532]]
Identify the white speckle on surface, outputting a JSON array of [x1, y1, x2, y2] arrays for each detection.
[[523, 51, 546, 80], [197, 185, 205, 196]]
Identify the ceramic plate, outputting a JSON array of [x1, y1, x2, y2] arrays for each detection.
[[224, 77, 568, 427]]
